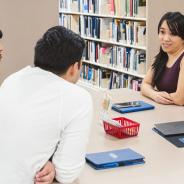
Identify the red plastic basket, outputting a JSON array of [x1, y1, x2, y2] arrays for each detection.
[[103, 117, 140, 139]]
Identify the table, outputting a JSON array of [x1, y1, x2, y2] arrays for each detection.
[[56, 88, 184, 184]]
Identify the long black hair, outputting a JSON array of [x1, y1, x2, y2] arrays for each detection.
[[152, 12, 184, 86], [0, 30, 2, 39]]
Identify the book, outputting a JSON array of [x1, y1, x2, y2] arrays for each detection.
[[137, 51, 146, 74], [154, 121, 184, 136], [112, 100, 155, 113], [137, 23, 146, 46], [86, 148, 145, 170], [70, 15, 80, 33], [70, 0, 79, 11], [136, 0, 146, 18], [99, 0, 111, 15], [114, 0, 126, 17], [153, 121, 184, 148]]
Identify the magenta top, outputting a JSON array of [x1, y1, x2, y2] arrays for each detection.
[[155, 52, 184, 93]]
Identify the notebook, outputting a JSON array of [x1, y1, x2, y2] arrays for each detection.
[[154, 121, 184, 136], [153, 121, 184, 147], [111, 101, 155, 114], [85, 148, 145, 170]]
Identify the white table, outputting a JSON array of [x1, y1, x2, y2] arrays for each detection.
[[56, 88, 184, 184]]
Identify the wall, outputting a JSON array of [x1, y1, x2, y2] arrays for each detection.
[[0, 0, 58, 83], [1, 0, 184, 83]]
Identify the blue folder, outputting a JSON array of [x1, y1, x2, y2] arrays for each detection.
[[85, 148, 145, 170], [111, 101, 155, 113]]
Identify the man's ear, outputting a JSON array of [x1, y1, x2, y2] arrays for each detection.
[[68, 62, 79, 76], [78, 61, 82, 69], [62, 62, 81, 83], [73, 62, 81, 73]]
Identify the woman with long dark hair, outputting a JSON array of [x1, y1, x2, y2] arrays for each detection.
[[141, 12, 184, 105]]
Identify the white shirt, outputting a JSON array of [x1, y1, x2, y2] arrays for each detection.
[[0, 66, 93, 184]]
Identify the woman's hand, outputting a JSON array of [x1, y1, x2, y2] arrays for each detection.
[[153, 91, 173, 105], [35, 161, 55, 184]]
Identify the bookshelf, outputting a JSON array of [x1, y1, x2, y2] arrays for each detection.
[[58, 0, 184, 91]]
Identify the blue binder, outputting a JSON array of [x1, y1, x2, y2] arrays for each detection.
[[85, 148, 145, 170], [112, 101, 155, 113]]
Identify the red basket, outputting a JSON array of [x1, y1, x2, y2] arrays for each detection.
[[103, 117, 140, 139]]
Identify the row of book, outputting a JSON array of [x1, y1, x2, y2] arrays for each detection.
[[59, 0, 146, 18], [83, 41, 146, 74], [60, 14, 80, 34], [60, 14, 146, 46], [81, 64, 142, 90]]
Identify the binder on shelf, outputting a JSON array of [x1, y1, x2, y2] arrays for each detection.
[[70, 0, 79, 11], [136, 0, 146, 18], [86, 148, 145, 170], [153, 121, 184, 148], [137, 51, 146, 74], [115, 0, 126, 17], [112, 100, 155, 113], [99, 0, 111, 15], [70, 15, 80, 33]]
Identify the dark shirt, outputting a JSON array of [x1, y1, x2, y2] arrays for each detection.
[[155, 52, 184, 93]]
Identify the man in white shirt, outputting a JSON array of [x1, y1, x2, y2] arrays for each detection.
[[0, 29, 56, 184], [0, 26, 93, 184]]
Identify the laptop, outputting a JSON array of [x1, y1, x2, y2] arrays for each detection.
[[153, 121, 184, 147], [111, 101, 155, 114], [85, 148, 145, 170], [154, 121, 184, 136]]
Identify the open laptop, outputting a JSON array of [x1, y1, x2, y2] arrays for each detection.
[[153, 121, 184, 147], [85, 148, 145, 170]]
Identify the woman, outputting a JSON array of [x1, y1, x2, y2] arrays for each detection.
[[141, 12, 184, 105], [0, 29, 55, 183]]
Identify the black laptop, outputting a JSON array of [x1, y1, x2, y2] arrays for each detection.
[[153, 121, 184, 147]]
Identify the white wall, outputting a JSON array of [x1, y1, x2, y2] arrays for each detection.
[[0, 0, 58, 83]]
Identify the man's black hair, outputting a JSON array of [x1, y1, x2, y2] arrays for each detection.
[[34, 26, 85, 75], [0, 30, 3, 39]]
